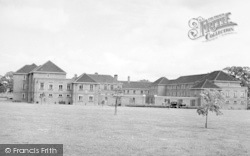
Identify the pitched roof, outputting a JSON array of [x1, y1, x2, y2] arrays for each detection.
[[169, 74, 207, 84], [32, 61, 66, 74], [167, 71, 238, 85], [201, 71, 238, 81], [75, 73, 118, 83], [121, 81, 151, 89], [152, 77, 169, 85], [192, 79, 220, 89], [15, 63, 37, 74]]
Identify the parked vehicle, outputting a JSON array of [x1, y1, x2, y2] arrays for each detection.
[[170, 101, 186, 108]]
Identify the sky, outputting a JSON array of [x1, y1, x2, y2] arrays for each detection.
[[0, 0, 250, 81]]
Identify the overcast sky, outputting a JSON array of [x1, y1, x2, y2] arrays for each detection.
[[0, 0, 249, 81]]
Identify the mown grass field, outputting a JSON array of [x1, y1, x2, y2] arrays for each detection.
[[0, 102, 250, 156]]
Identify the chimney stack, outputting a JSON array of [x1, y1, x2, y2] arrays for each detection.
[[114, 74, 118, 81], [128, 76, 130, 83]]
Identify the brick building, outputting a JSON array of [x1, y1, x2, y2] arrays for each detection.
[[120, 76, 151, 105], [13, 61, 120, 105], [149, 71, 248, 110]]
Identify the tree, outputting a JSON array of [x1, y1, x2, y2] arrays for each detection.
[[223, 66, 250, 86], [112, 88, 123, 115], [0, 71, 14, 93], [197, 89, 225, 128]]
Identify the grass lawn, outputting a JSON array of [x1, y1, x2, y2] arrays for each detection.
[[0, 102, 250, 156]]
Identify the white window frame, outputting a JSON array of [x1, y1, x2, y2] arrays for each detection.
[[88, 95, 94, 102], [78, 95, 83, 101]]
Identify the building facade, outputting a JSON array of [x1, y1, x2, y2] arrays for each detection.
[[13, 61, 121, 105], [120, 76, 151, 105], [149, 71, 248, 110]]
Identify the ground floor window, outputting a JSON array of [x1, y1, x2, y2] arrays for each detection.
[[190, 100, 195, 106], [22, 93, 25, 99], [89, 95, 94, 102], [78, 95, 83, 101]]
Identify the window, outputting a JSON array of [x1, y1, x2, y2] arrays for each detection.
[[104, 84, 107, 90], [67, 84, 71, 91], [49, 94, 53, 98], [89, 96, 94, 102], [234, 101, 237, 104], [78, 95, 83, 101], [191, 100, 196, 106], [23, 83, 25, 90], [133, 90, 136, 94], [234, 91, 237, 98], [241, 92, 245, 98], [141, 90, 143, 94], [40, 83, 44, 90], [49, 84, 53, 90], [59, 94, 63, 98], [59, 85, 63, 91], [111, 85, 114, 90], [22, 93, 25, 99], [90, 85, 93, 91], [67, 94, 71, 98], [127, 90, 129, 94], [79, 85, 83, 90]]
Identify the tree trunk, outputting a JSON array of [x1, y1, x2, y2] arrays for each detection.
[[205, 113, 208, 128], [114, 98, 117, 115]]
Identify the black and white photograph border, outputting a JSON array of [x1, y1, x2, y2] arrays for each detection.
[[0, 0, 250, 156]]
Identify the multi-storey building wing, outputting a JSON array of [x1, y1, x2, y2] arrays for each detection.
[[150, 71, 248, 109], [72, 73, 122, 105], [120, 77, 151, 105], [13, 63, 37, 102]]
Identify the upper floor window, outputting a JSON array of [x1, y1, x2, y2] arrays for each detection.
[[104, 84, 107, 90], [110, 85, 114, 90], [67, 94, 71, 98], [133, 90, 136, 94], [23, 84, 26, 90], [127, 90, 129, 94], [67, 84, 71, 91], [234, 91, 237, 98], [40, 83, 44, 90], [49, 94, 53, 98], [79, 85, 83, 90], [90, 85, 93, 91], [59, 85, 63, 91], [49, 84, 53, 90], [141, 90, 143, 94], [59, 94, 63, 98], [241, 92, 245, 98]]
